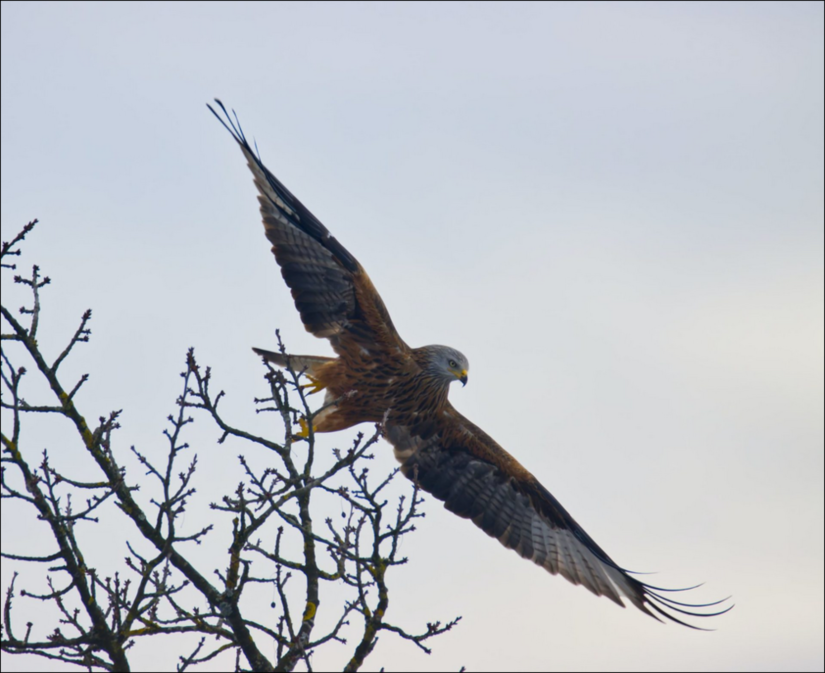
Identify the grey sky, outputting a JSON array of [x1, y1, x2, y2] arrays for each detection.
[[2, 2, 823, 671]]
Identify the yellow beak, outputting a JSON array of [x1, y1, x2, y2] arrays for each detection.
[[459, 369, 468, 386]]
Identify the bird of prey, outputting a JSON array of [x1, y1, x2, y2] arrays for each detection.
[[209, 100, 731, 629]]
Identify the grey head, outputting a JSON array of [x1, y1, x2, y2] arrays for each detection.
[[419, 345, 469, 387]]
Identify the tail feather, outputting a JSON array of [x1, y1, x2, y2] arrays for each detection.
[[252, 347, 333, 375]]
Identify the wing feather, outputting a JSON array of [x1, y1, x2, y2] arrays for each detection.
[[208, 100, 408, 357], [388, 408, 732, 628]]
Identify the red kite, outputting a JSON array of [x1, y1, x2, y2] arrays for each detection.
[[209, 100, 731, 628]]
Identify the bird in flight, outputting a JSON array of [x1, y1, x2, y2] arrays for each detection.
[[209, 100, 731, 629]]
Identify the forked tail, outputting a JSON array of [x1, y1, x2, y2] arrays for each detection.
[[252, 347, 334, 376]]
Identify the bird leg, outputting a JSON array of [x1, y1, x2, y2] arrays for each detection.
[[301, 375, 326, 396], [296, 416, 314, 438]]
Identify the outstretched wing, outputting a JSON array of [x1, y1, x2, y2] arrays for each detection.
[[386, 408, 732, 628], [209, 100, 409, 358]]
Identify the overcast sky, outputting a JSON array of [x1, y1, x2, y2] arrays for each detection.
[[2, 2, 823, 671]]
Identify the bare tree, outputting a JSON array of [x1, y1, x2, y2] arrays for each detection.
[[1, 220, 460, 672]]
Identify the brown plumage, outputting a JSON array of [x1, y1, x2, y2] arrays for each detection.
[[209, 100, 731, 628]]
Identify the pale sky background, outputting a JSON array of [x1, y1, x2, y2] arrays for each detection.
[[1, 2, 823, 671]]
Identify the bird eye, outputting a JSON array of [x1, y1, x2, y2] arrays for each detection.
[[449, 359, 458, 368]]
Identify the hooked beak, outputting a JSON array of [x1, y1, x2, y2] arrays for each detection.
[[459, 370, 468, 387]]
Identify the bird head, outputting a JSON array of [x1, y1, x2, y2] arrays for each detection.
[[425, 345, 469, 387]]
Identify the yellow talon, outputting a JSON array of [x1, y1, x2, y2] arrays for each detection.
[[301, 375, 326, 396], [297, 417, 312, 438]]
